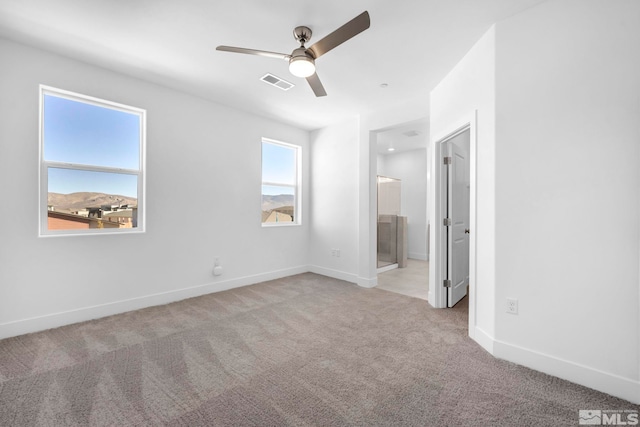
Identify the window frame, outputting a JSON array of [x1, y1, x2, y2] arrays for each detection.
[[261, 138, 301, 227], [38, 85, 146, 237]]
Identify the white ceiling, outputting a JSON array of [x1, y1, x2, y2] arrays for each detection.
[[376, 118, 429, 155], [0, 0, 546, 131]]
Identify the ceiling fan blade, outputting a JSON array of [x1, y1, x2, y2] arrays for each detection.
[[306, 73, 327, 97], [307, 11, 370, 59], [216, 46, 290, 60]]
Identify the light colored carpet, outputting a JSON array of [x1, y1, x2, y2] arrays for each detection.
[[0, 273, 634, 426]]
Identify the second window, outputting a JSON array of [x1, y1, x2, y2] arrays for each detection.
[[261, 138, 300, 225]]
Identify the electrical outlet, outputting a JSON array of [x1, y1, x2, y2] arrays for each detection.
[[214, 257, 220, 267], [506, 298, 518, 315]]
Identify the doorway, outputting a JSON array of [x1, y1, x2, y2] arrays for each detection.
[[442, 129, 470, 307], [374, 118, 429, 296], [429, 114, 476, 322]]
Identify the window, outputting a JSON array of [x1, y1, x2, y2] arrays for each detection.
[[39, 86, 145, 236], [261, 138, 300, 225]]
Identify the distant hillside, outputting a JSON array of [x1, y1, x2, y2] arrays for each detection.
[[48, 192, 137, 212], [262, 194, 294, 211]]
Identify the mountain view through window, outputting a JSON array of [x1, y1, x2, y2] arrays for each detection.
[[261, 139, 299, 225], [41, 88, 144, 234]]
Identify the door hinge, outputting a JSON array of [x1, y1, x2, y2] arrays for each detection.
[[443, 218, 451, 226], [443, 279, 452, 288], [443, 156, 452, 165]]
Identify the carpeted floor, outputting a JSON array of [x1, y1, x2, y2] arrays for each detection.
[[0, 273, 635, 426]]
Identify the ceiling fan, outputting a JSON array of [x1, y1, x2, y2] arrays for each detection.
[[216, 11, 370, 97]]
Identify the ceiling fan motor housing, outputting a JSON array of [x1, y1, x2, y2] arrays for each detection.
[[290, 47, 315, 62]]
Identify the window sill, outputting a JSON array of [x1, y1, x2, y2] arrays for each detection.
[[39, 228, 146, 238], [261, 222, 301, 228]]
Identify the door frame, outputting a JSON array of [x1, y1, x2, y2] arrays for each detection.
[[430, 112, 477, 331]]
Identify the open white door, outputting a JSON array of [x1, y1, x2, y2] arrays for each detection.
[[445, 140, 470, 307]]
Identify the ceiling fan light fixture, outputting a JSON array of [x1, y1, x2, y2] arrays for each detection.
[[289, 48, 316, 78], [217, 11, 370, 96]]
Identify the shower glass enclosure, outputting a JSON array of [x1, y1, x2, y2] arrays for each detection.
[[377, 176, 401, 268]]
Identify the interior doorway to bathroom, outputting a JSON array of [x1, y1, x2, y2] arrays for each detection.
[[374, 118, 429, 299]]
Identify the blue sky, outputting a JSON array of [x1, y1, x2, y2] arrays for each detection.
[[262, 142, 296, 196], [262, 185, 294, 196], [44, 94, 140, 197]]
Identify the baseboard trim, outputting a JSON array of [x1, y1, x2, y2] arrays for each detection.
[[376, 264, 398, 274], [471, 326, 495, 354], [308, 265, 359, 284], [493, 339, 640, 405], [408, 252, 428, 261], [357, 276, 377, 288], [0, 265, 309, 340]]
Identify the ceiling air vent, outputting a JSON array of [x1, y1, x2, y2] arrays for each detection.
[[403, 130, 420, 137], [260, 73, 295, 91]]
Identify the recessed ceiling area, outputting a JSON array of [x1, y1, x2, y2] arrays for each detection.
[[0, 0, 547, 131], [376, 118, 429, 155]]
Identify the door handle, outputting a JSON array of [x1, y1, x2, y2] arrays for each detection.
[[464, 229, 470, 234]]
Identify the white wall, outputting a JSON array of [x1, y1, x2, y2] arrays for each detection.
[[378, 149, 428, 260], [376, 154, 386, 172], [309, 118, 360, 282], [429, 26, 496, 343], [0, 39, 310, 338], [493, 0, 640, 403], [431, 0, 640, 404]]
